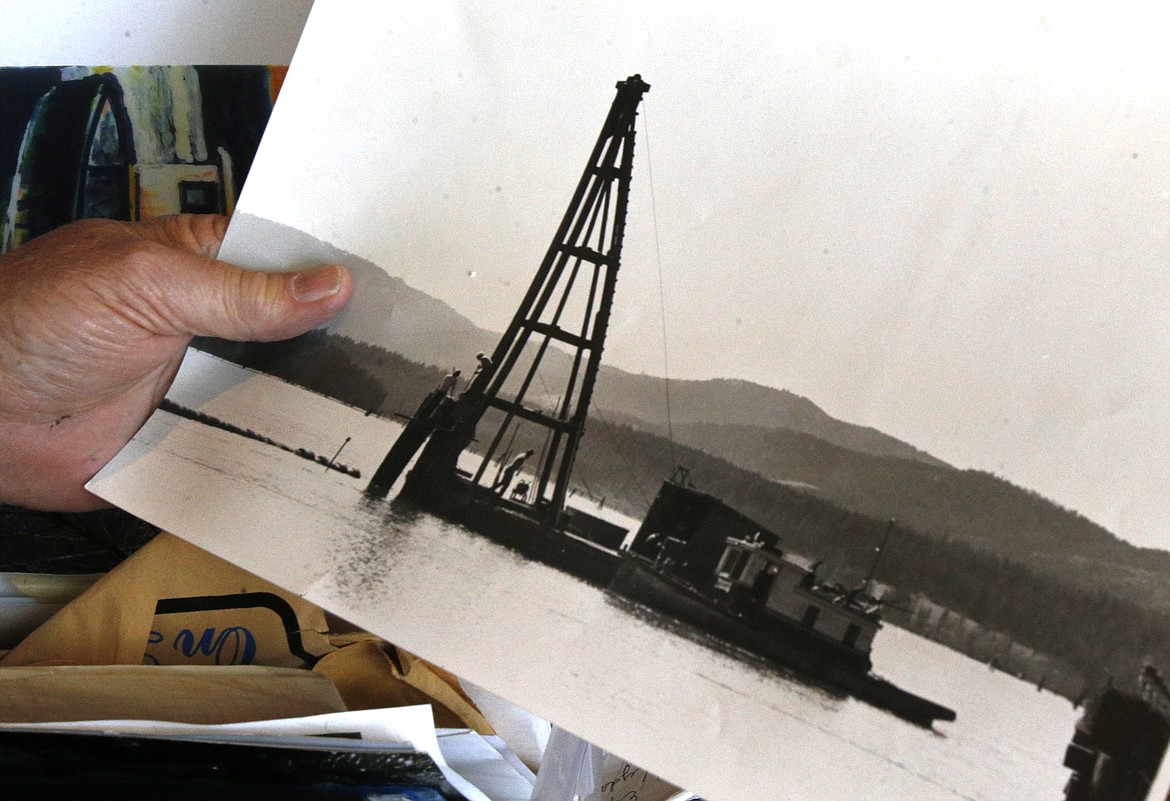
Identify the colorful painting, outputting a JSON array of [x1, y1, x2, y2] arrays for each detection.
[[0, 65, 283, 252], [0, 65, 282, 576]]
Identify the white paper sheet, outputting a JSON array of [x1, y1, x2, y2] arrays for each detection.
[[0, 0, 311, 66], [89, 3, 1170, 800], [0, 706, 493, 801]]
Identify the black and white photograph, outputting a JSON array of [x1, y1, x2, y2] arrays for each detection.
[[83, 2, 1170, 800]]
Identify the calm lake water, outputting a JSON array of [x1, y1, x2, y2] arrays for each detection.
[[97, 353, 1088, 801], [322, 498, 1082, 801]]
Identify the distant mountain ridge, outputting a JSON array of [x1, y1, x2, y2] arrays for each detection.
[[225, 216, 1170, 606], [226, 213, 501, 370], [207, 215, 1170, 688], [196, 328, 1170, 693], [591, 372, 947, 468], [227, 214, 944, 468], [670, 421, 1130, 556]]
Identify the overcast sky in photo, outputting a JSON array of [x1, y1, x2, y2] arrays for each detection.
[[239, 0, 1170, 550]]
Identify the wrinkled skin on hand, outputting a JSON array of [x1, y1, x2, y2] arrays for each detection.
[[0, 214, 353, 511]]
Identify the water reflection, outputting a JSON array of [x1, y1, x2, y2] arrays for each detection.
[[319, 489, 1075, 801]]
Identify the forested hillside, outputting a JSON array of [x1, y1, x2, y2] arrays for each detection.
[[578, 424, 1170, 692], [667, 422, 1170, 608], [192, 331, 1170, 692], [593, 372, 946, 467]]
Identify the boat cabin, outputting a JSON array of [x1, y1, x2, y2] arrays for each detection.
[[713, 531, 879, 654], [763, 559, 879, 654], [628, 479, 879, 656]]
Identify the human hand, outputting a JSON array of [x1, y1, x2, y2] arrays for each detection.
[[0, 214, 353, 512]]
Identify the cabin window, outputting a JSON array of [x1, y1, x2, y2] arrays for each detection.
[[801, 605, 820, 628], [843, 623, 862, 648], [716, 548, 749, 581], [179, 180, 220, 214]]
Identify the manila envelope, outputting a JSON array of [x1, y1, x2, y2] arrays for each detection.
[[0, 664, 345, 724], [1, 532, 493, 732], [0, 532, 331, 668]]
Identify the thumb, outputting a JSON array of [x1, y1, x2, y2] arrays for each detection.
[[129, 215, 353, 342]]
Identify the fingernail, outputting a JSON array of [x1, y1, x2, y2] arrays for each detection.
[[292, 265, 342, 303]]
